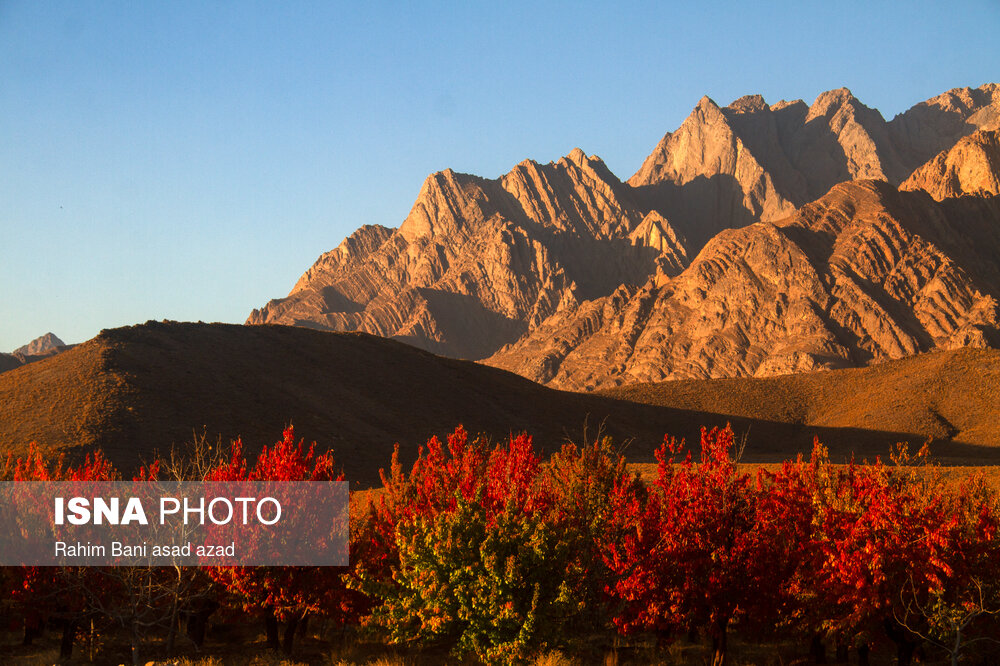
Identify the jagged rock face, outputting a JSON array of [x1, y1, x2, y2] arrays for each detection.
[[13, 332, 64, 356], [628, 85, 1000, 254], [627, 95, 798, 251], [251, 84, 1000, 377], [901, 130, 1000, 200], [889, 84, 1000, 170], [248, 149, 689, 359], [486, 182, 1000, 389]]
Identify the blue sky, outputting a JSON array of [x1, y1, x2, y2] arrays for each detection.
[[2, 1, 998, 351]]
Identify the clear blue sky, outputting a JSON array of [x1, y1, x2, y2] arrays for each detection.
[[2, 1, 998, 352]]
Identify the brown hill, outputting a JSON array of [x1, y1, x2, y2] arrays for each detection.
[[248, 85, 1000, 377], [0, 321, 687, 486], [487, 181, 1000, 388], [601, 347, 1000, 456], [3, 322, 999, 487]]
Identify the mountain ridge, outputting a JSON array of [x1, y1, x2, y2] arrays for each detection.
[[249, 83, 1000, 387]]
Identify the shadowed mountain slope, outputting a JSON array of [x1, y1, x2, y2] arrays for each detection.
[[0, 321, 687, 486], [602, 347, 1000, 455], [3, 323, 1000, 487]]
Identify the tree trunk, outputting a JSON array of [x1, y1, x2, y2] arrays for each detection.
[[834, 642, 848, 663], [22, 614, 42, 646], [186, 610, 208, 648], [265, 611, 280, 650], [60, 618, 76, 659], [130, 619, 141, 666], [857, 643, 870, 666], [165, 606, 178, 655], [710, 616, 729, 666], [896, 640, 916, 666], [186, 599, 218, 648], [810, 633, 827, 663], [298, 612, 310, 639], [884, 619, 917, 666], [282, 612, 302, 655]]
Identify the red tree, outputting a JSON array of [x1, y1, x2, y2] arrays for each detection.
[[205, 427, 360, 655], [6, 445, 116, 658], [606, 426, 810, 666]]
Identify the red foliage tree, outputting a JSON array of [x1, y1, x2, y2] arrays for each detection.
[[5, 445, 116, 658], [205, 427, 361, 654], [795, 446, 1000, 665], [605, 426, 810, 666]]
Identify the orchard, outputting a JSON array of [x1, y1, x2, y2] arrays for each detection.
[[2, 426, 998, 665]]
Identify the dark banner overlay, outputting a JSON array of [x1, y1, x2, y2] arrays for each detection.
[[0, 481, 349, 566]]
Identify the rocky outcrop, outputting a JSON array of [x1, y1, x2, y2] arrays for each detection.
[[486, 182, 1000, 389], [901, 130, 1000, 200], [627, 95, 798, 250], [249, 150, 689, 359]]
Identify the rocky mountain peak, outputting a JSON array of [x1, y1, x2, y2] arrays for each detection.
[[565, 147, 588, 167], [695, 95, 721, 113], [772, 99, 806, 112], [727, 94, 769, 114], [806, 87, 862, 121], [13, 332, 65, 356]]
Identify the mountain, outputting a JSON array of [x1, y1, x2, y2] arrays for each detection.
[[13, 332, 64, 356], [248, 150, 688, 359], [3, 322, 999, 487], [601, 346, 1000, 454], [487, 179, 1000, 388], [888, 84, 1000, 171], [1, 333, 69, 375], [901, 129, 1000, 200], [628, 84, 999, 252], [0, 354, 23, 374], [249, 84, 1000, 384]]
